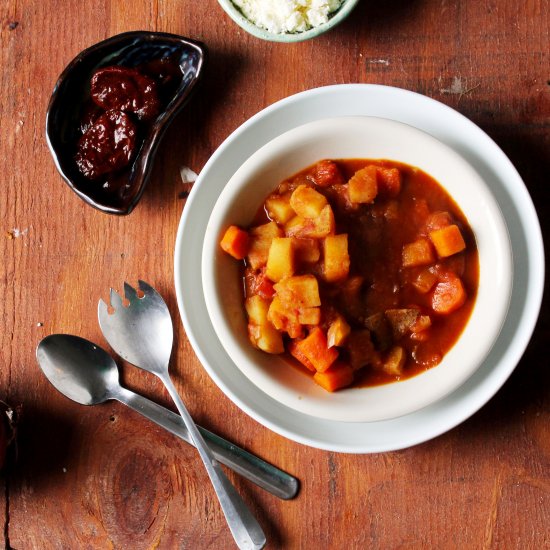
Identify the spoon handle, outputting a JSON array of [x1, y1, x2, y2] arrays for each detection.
[[160, 374, 266, 550], [114, 386, 298, 500]]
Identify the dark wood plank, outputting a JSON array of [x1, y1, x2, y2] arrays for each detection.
[[0, 0, 548, 548]]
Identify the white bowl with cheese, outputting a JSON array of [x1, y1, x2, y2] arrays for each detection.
[[217, 0, 360, 42]]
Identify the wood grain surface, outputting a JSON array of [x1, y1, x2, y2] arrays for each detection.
[[1, 0, 549, 548]]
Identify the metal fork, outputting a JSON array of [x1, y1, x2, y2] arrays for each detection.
[[98, 281, 266, 550]]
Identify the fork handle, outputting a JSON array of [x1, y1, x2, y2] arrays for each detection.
[[114, 386, 298, 500], [160, 374, 266, 550]]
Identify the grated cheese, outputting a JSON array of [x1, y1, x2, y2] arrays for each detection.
[[232, 0, 344, 34]]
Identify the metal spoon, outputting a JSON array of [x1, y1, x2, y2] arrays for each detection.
[[98, 281, 266, 550], [36, 334, 298, 500]]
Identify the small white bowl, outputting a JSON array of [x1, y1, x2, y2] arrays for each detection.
[[202, 116, 513, 423], [217, 0, 360, 43]]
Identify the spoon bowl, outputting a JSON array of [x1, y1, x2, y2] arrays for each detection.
[[37, 334, 118, 405]]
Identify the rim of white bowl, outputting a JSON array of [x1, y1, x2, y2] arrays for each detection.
[[201, 116, 514, 423]]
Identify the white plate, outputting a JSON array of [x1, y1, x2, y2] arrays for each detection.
[[174, 84, 544, 453]]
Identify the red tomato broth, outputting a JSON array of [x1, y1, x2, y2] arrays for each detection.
[[233, 159, 479, 390]]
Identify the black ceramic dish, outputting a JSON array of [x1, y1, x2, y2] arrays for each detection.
[[46, 31, 206, 215]]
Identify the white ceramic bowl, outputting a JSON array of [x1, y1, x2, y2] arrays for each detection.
[[201, 116, 513, 423]]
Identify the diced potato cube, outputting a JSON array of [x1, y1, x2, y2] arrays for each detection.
[[248, 323, 284, 354], [348, 165, 378, 204], [385, 308, 420, 339], [247, 222, 283, 269], [382, 346, 406, 376], [323, 234, 350, 282], [284, 205, 335, 239], [402, 238, 435, 268], [245, 295, 270, 325], [290, 185, 328, 218], [298, 307, 321, 325], [267, 296, 303, 338], [376, 167, 402, 197], [266, 237, 295, 282], [265, 194, 295, 225], [432, 273, 466, 314], [293, 238, 320, 264], [429, 224, 466, 258], [273, 274, 321, 308], [288, 339, 316, 371], [327, 315, 351, 348], [412, 269, 438, 294], [314, 363, 354, 392], [283, 216, 306, 237], [294, 327, 338, 372], [220, 225, 249, 260]]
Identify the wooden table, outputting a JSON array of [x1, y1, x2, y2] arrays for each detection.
[[1, 1, 548, 547]]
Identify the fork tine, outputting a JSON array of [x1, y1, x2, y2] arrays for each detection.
[[124, 282, 138, 302], [109, 288, 124, 310], [138, 280, 155, 295], [98, 298, 110, 318]]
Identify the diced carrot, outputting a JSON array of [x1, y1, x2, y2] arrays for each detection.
[[312, 160, 345, 187], [429, 224, 466, 258], [294, 327, 339, 373], [313, 363, 354, 392], [288, 340, 316, 372], [402, 238, 435, 268], [220, 225, 249, 260], [432, 273, 466, 314], [376, 167, 402, 197]]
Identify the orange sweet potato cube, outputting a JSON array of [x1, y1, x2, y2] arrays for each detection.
[[348, 165, 378, 204], [294, 327, 339, 373], [273, 274, 321, 308], [382, 346, 406, 376], [247, 221, 283, 269], [313, 363, 354, 392], [265, 193, 295, 225], [220, 225, 249, 260], [402, 238, 435, 268], [288, 339, 316, 371], [429, 224, 466, 258], [290, 185, 328, 218], [266, 237, 295, 282], [327, 315, 351, 348], [323, 234, 350, 282]]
